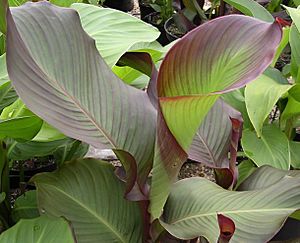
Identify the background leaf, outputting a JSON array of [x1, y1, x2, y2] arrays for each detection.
[[33, 159, 143, 243], [72, 3, 160, 67], [223, 0, 274, 22], [0, 215, 75, 243], [241, 125, 290, 169], [11, 190, 39, 223], [245, 68, 293, 137]]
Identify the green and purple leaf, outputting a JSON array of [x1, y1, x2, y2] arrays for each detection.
[[160, 176, 300, 242], [6, 2, 156, 196], [150, 15, 282, 218]]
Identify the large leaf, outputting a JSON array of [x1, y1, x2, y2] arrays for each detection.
[[50, 0, 82, 7], [71, 3, 160, 67], [160, 177, 300, 242], [241, 125, 290, 169], [223, 0, 274, 22], [235, 159, 256, 188], [245, 68, 293, 137], [150, 15, 282, 218], [32, 158, 143, 243], [11, 190, 39, 223], [6, 2, 156, 189], [237, 165, 300, 190], [0, 215, 75, 243], [289, 24, 300, 82]]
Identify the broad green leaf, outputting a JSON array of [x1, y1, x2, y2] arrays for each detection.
[[0, 82, 18, 112], [32, 122, 66, 142], [8, 0, 27, 6], [1, 99, 31, 119], [0, 54, 8, 85], [0, 0, 8, 34], [238, 165, 300, 190], [7, 2, 156, 188], [289, 24, 300, 81], [222, 88, 252, 128], [286, 6, 300, 32], [0, 116, 42, 140], [150, 15, 282, 218], [33, 159, 143, 243], [281, 94, 300, 124], [290, 141, 300, 168], [11, 190, 39, 223], [295, 0, 300, 6], [160, 177, 300, 242], [71, 3, 160, 67], [0, 215, 75, 243], [224, 0, 274, 22], [7, 138, 75, 160], [235, 159, 256, 188], [241, 125, 290, 169], [245, 68, 293, 137], [271, 27, 290, 67], [50, 0, 82, 7]]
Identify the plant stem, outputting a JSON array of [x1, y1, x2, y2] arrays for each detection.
[[0, 140, 11, 228], [192, 0, 207, 20]]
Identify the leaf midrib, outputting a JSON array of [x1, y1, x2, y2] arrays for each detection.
[[40, 183, 127, 243], [18, 21, 117, 148], [195, 132, 215, 164], [169, 208, 295, 224]]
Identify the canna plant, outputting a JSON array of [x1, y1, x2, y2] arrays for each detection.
[[2, 0, 300, 242]]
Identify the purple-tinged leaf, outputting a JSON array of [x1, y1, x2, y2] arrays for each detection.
[[6, 2, 156, 196], [150, 15, 281, 218]]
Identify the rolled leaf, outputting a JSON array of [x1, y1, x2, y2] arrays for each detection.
[[160, 177, 300, 242], [32, 158, 143, 243], [6, 2, 156, 191], [150, 15, 282, 218]]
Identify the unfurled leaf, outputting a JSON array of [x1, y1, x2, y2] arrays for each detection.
[[71, 3, 160, 67], [224, 0, 274, 22], [245, 68, 293, 137], [237, 165, 300, 190], [0, 215, 75, 243], [32, 122, 66, 142], [242, 125, 290, 169], [11, 190, 39, 223], [6, 2, 156, 192], [160, 177, 300, 242], [33, 159, 143, 243], [150, 15, 282, 218]]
